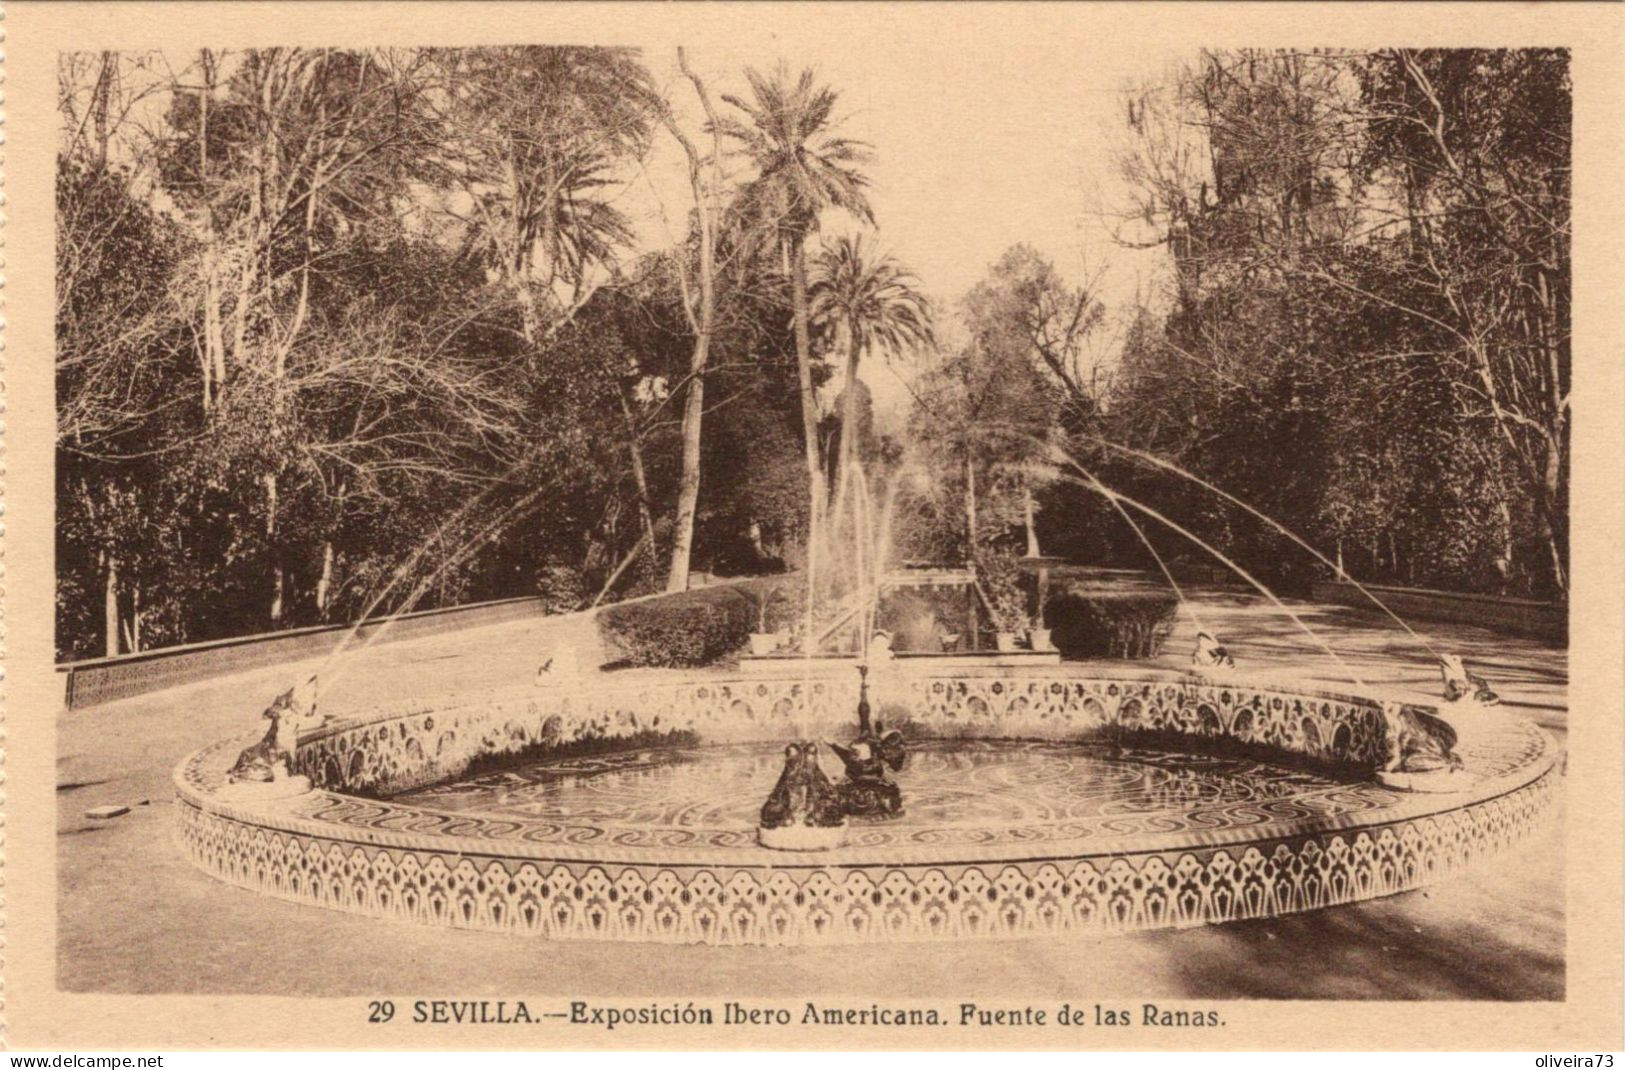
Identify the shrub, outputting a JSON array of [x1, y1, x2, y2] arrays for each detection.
[[596, 578, 789, 668], [1044, 589, 1179, 659], [536, 563, 587, 615]]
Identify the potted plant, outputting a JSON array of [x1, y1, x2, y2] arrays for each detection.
[[978, 552, 1029, 652], [748, 578, 801, 656]]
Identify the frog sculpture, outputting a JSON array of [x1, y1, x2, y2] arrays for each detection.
[[1438, 653, 1500, 706], [757, 742, 847, 849], [224, 676, 324, 797], [1192, 632, 1236, 671], [828, 731, 907, 818], [1427, 652, 1509, 764], [1375, 700, 1467, 792]]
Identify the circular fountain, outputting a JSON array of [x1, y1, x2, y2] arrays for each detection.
[[174, 660, 1556, 944], [175, 452, 1558, 943]]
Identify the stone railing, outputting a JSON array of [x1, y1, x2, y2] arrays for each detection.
[[57, 595, 551, 709], [1311, 581, 1566, 644]]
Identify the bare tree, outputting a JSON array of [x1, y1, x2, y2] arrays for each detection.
[[637, 48, 727, 593]]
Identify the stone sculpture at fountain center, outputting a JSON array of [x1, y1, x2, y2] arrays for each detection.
[[828, 670, 908, 818], [756, 662, 912, 847], [757, 742, 848, 849]]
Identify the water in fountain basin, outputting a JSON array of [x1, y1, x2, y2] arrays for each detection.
[[387, 737, 1386, 852]]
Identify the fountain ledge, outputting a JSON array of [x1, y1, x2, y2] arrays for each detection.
[[736, 650, 1061, 673], [174, 664, 1560, 945]]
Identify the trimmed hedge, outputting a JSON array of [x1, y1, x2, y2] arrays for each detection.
[[1044, 589, 1179, 659], [596, 579, 784, 668]]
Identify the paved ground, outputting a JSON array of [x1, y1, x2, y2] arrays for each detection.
[[56, 589, 1567, 999]]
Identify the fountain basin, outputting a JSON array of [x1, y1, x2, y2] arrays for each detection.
[[175, 666, 1557, 945], [756, 820, 850, 851]]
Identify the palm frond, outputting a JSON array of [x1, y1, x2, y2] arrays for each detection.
[[722, 64, 874, 243]]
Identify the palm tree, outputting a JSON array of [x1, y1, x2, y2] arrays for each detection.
[[431, 46, 653, 345], [718, 65, 874, 521], [809, 233, 933, 511]]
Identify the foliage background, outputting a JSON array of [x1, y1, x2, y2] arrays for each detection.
[[56, 46, 1569, 662]]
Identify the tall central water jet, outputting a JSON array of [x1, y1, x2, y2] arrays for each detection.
[[757, 455, 912, 849]]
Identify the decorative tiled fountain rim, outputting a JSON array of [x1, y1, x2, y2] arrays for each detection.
[[173, 665, 1560, 944]]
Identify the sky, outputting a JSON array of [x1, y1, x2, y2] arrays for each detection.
[[617, 37, 1189, 421]]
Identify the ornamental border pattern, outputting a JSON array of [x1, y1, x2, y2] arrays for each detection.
[[283, 669, 1404, 800], [175, 765, 1556, 945], [175, 665, 1560, 943]]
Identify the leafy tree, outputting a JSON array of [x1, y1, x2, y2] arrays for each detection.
[[960, 245, 1092, 555], [1106, 48, 1569, 597], [422, 46, 654, 345], [634, 49, 727, 592], [906, 339, 1057, 562]]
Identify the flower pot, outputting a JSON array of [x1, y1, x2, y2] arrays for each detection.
[[1030, 627, 1054, 652], [995, 631, 1018, 653], [748, 632, 780, 656]]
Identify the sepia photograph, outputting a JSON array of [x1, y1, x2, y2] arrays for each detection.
[[3, 1, 1622, 1054]]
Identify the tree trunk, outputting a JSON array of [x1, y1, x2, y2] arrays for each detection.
[[593, 530, 652, 609], [265, 472, 284, 624], [1023, 483, 1041, 557], [198, 51, 227, 411], [1540, 425, 1567, 595], [124, 587, 142, 654], [665, 177, 716, 592], [666, 368, 707, 594], [103, 553, 121, 658], [615, 384, 660, 573], [92, 52, 116, 166], [656, 48, 723, 595], [1542, 503, 1566, 595], [270, 566, 285, 624], [834, 319, 861, 519], [316, 540, 335, 621], [965, 456, 979, 558], [787, 237, 826, 522], [514, 282, 542, 349]]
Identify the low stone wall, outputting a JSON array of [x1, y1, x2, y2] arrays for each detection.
[[1311, 582, 1566, 644], [59, 596, 549, 710]]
